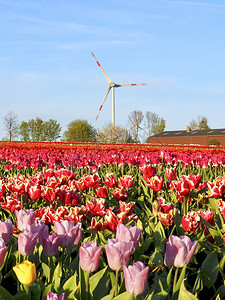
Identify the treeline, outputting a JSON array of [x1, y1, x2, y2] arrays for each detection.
[[3, 111, 210, 143]]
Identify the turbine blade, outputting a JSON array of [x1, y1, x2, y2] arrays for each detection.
[[91, 52, 112, 84], [96, 87, 111, 121], [117, 83, 147, 87]]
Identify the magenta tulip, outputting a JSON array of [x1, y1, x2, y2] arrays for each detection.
[[79, 241, 102, 273], [164, 235, 198, 268], [18, 230, 38, 256], [105, 238, 133, 271], [15, 209, 35, 231], [0, 238, 7, 268], [42, 234, 60, 257], [54, 221, 82, 248], [116, 223, 142, 254], [46, 292, 65, 300], [0, 219, 13, 245], [123, 261, 149, 296]]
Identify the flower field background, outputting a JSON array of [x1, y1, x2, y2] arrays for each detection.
[[0, 141, 225, 299]]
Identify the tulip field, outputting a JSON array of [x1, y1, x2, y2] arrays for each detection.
[[0, 141, 225, 299]]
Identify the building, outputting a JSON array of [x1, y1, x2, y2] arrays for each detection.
[[147, 128, 225, 146]]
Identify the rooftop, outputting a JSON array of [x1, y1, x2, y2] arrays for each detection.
[[149, 128, 225, 138]]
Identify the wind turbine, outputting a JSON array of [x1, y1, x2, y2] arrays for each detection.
[[91, 52, 146, 126]]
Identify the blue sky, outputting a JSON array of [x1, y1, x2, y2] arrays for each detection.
[[0, 0, 225, 140]]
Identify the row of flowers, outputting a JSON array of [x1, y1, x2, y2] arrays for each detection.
[[0, 142, 225, 299]]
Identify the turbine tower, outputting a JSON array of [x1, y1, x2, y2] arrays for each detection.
[[91, 52, 146, 126]]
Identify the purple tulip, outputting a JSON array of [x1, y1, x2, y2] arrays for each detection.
[[29, 222, 49, 245], [116, 223, 142, 254], [18, 230, 38, 256], [105, 238, 133, 271], [42, 234, 60, 257], [123, 261, 149, 296], [15, 209, 35, 231], [0, 219, 13, 245], [164, 235, 198, 268], [0, 238, 7, 268], [46, 292, 65, 300], [54, 221, 82, 248], [79, 241, 102, 273]]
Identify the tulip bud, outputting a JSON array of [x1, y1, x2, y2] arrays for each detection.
[[0, 238, 7, 268], [54, 221, 82, 248], [123, 261, 149, 296], [164, 235, 198, 268], [0, 219, 13, 245], [46, 292, 65, 300], [15, 209, 35, 232], [79, 241, 102, 273], [116, 223, 141, 254], [18, 230, 38, 256], [13, 260, 36, 285], [42, 234, 60, 257], [105, 238, 133, 271]]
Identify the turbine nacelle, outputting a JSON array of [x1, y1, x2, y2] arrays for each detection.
[[91, 52, 146, 125]]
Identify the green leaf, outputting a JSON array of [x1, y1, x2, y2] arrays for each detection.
[[113, 291, 133, 300], [178, 280, 198, 300], [41, 283, 54, 300], [166, 266, 174, 289], [174, 265, 187, 294], [53, 262, 63, 293], [61, 272, 78, 297], [200, 251, 219, 288], [149, 250, 163, 266], [89, 266, 108, 296], [0, 285, 15, 300]]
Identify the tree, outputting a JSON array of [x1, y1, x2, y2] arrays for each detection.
[[97, 123, 133, 143], [62, 120, 96, 142], [188, 115, 210, 130], [4, 111, 19, 141], [19, 121, 30, 141], [43, 119, 61, 141], [127, 110, 144, 143], [19, 118, 61, 141], [145, 112, 165, 136]]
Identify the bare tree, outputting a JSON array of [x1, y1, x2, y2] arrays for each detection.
[[127, 110, 144, 143], [4, 111, 19, 141], [145, 111, 166, 136], [188, 115, 210, 130]]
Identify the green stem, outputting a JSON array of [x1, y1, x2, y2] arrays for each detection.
[[86, 271, 90, 300], [173, 267, 179, 293], [115, 270, 119, 297]]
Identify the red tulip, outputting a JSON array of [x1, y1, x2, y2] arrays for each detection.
[[104, 173, 116, 188], [182, 211, 200, 233]]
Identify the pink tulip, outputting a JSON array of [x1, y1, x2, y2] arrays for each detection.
[[42, 234, 60, 257], [46, 292, 65, 300], [116, 223, 141, 254], [123, 261, 149, 296], [54, 221, 82, 248], [105, 238, 133, 271], [18, 230, 38, 256], [0, 238, 7, 268], [0, 219, 13, 245], [15, 209, 35, 231], [164, 235, 198, 268], [79, 241, 102, 272]]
